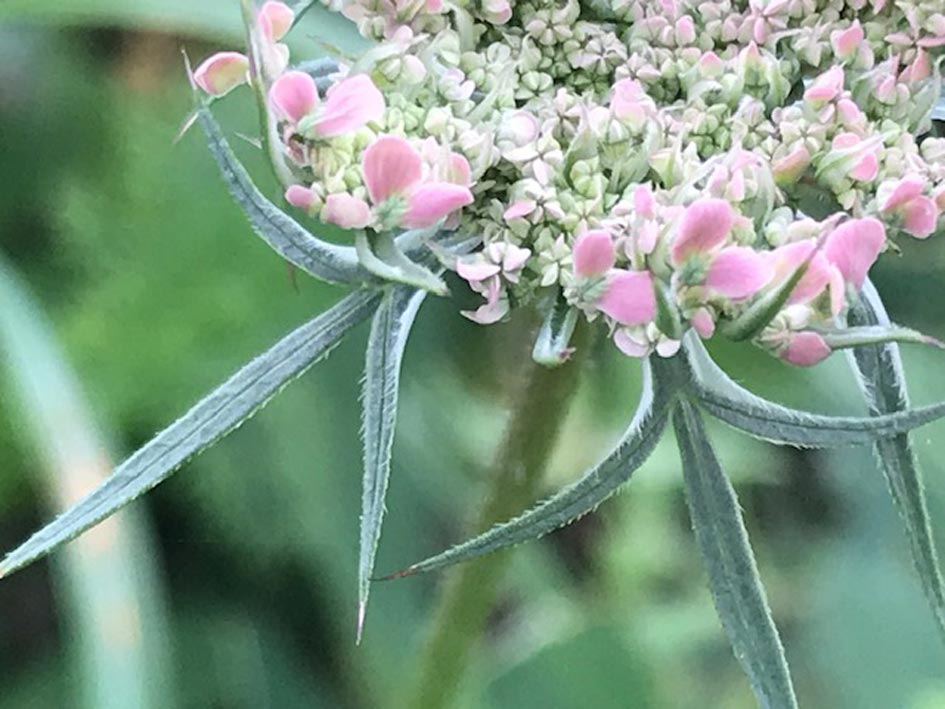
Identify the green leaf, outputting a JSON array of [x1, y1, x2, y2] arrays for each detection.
[[819, 324, 945, 351], [685, 337, 945, 448], [697, 386, 945, 449], [0, 288, 381, 579], [384, 357, 673, 579], [359, 286, 427, 639], [531, 290, 579, 367], [198, 105, 365, 285], [355, 230, 449, 295], [672, 398, 798, 709], [847, 280, 945, 638]]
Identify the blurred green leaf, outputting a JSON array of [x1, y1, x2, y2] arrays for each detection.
[[848, 280, 945, 638], [0, 0, 368, 53], [0, 287, 380, 578], [359, 285, 426, 636], [672, 398, 797, 709], [0, 253, 173, 708]]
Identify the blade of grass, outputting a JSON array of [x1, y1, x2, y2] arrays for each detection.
[[0, 254, 174, 708]]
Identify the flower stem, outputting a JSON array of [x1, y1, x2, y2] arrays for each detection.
[[403, 327, 586, 708]]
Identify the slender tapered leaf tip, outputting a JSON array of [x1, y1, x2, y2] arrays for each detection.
[[356, 600, 367, 645]]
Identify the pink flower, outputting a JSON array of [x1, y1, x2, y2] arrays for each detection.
[[269, 73, 385, 137], [767, 239, 844, 315], [823, 218, 886, 288], [285, 184, 317, 213], [804, 66, 844, 103], [831, 133, 879, 182], [611, 79, 650, 128], [671, 198, 736, 262], [772, 146, 811, 185], [831, 21, 863, 61], [323, 193, 371, 229], [781, 331, 832, 366], [691, 308, 716, 339], [193, 52, 249, 97], [573, 230, 615, 278], [259, 1, 294, 41], [670, 199, 773, 301], [597, 271, 657, 326], [880, 177, 939, 238], [360, 135, 473, 229], [704, 247, 773, 299], [504, 200, 536, 222]]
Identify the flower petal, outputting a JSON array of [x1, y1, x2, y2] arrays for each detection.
[[768, 239, 832, 304], [259, 1, 295, 41], [403, 183, 474, 228], [705, 246, 773, 299], [598, 270, 657, 326], [269, 70, 319, 123], [613, 329, 650, 358], [323, 193, 371, 229], [503, 200, 536, 221], [361, 136, 423, 203], [671, 198, 735, 263], [573, 230, 615, 278], [823, 217, 886, 289], [804, 65, 844, 103], [902, 195, 938, 239], [457, 260, 501, 282], [285, 184, 316, 213], [781, 331, 832, 366], [314, 74, 386, 138], [881, 175, 925, 211], [193, 52, 249, 97]]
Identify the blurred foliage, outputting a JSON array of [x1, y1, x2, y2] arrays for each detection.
[[2, 7, 945, 709]]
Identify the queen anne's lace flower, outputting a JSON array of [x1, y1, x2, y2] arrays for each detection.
[[194, 0, 945, 366]]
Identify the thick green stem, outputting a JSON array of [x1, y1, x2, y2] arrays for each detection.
[[404, 334, 585, 709]]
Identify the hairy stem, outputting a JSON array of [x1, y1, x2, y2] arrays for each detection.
[[403, 326, 586, 708]]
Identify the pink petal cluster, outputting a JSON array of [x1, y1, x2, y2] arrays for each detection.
[[879, 176, 940, 239], [269, 72, 385, 137], [206, 0, 945, 367], [300, 136, 473, 231]]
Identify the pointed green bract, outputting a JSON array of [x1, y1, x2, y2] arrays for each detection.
[[532, 290, 579, 367], [198, 105, 365, 285], [359, 286, 427, 638], [355, 231, 449, 295], [820, 324, 944, 351], [672, 397, 798, 709], [848, 280, 945, 638], [0, 288, 381, 579], [385, 358, 674, 579], [688, 331, 945, 445]]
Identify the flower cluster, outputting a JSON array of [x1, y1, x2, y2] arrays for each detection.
[[194, 0, 945, 366]]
